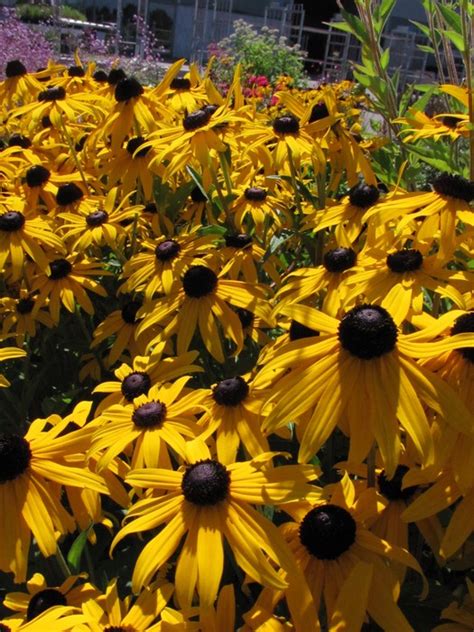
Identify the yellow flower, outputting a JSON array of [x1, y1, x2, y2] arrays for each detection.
[[0, 417, 107, 582], [111, 442, 318, 606], [258, 302, 474, 475]]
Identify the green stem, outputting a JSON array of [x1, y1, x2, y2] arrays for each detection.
[[460, 0, 474, 180], [287, 145, 303, 227], [59, 115, 89, 192], [210, 164, 234, 230], [55, 545, 72, 579]]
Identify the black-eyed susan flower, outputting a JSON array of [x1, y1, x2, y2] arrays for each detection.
[[197, 374, 270, 463], [306, 182, 381, 243], [3, 572, 99, 622], [365, 174, 474, 261], [0, 417, 107, 582], [0, 60, 43, 107], [111, 442, 319, 607], [89, 377, 205, 470], [90, 298, 152, 365], [258, 302, 474, 475], [219, 232, 281, 285], [58, 187, 139, 252], [30, 255, 109, 323], [277, 474, 426, 631], [342, 242, 472, 323], [0, 290, 53, 344], [0, 201, 65, 281], [137, 262, 273, 362], [275, 246, 358, 317], [8, 84, 105, 132], [120, 227, 216, 299], [145, 104, 243, 180], [92, 346, 202, 413]]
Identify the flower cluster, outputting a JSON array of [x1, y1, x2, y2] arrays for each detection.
[[0, 42, 473, 631]]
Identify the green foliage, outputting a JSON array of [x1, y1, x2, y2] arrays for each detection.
[[16, 3, 87, 24], [16, 4, 87, 24], [209, 19, 308, 89]]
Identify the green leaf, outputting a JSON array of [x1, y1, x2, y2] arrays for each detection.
[[67, 524, 93, 573], [417, 44, 436, 54], [410, 20, 432, 39], [185, 165, 208, 200], [379, 0, 397, 27], [380, 48, 390, 71], [441, 29, 466, 52], [410, 84, 437, 111], [198, 225, 227, 237], [406, 143, 454, 173], [437, 3, 462, 32], [335, 8, 369, 45]]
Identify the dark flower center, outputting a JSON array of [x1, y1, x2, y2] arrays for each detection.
[[26, 588, 67, 621], [132, 401, 167, 428], [182, 265, 218, 298], [16, 297, 35, 314], [441, 115, 459, 129], [26, 165, 50, 188], [8, 133, 31, 149], [309, 101, 329, 122], [56, 183, 84, 206], [386, 249, 423, 273], [49, 258, 72, 280], [170, 77, 191, 90], [349, 183, 380, 208], [103, 626, 135, 632], [121, 300, 142, 324], [86, 210, 108, 227], [38, 86, 66, 102], [75, 135, 87, 152], [0, 434, 32, 483], [289, 320, 319, 341], [183, 108, 212, 131], [432, 174, 474, 203], [225, 233, 253, 249], [244, 187, 267, 201], [143, 202, 157, 214], [121, 371, 151, 401], [6, 59, 27, 78], [273, 115, 300, 135], [93, 69, 108, 82], [323, 247, 356, 273], [155, 239, 181, 262], [182, 459, 230, 506], [115, 77, 143, 102], [236, 307, 254, 329], [0, 211, 25, 232], [191, 186, 207, 202], [213, 376, 249, 406], [451, 312, 474, 363], [338, 305, 398, 360], [203, 104, 219, 116], [378, 465, 417, 501], [299, 504, 356, 559], [108, 68, 127, 85], [126, 136, 150, 158], [41, 115, 52, 128], [68, 65, 85, 77]]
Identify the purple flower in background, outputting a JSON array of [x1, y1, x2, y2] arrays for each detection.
[[0, 8, 53, 78]]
